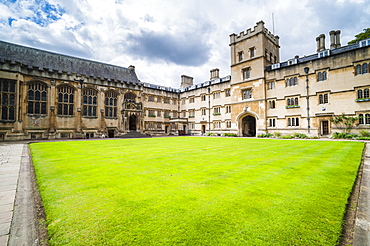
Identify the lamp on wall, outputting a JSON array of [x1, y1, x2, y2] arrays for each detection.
[[304, 67, 310, 133]]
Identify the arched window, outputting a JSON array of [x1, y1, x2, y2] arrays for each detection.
[[296, 118, 299, 126], [363, 63, 368, 74], [358, 89, 363, 99], [319, 94, 323, 104], [27, 81, 47, 115], [83, 89, 97, 117], [318, 72, 323, 81], [0, 79, 16, 121], [356, 64, 362, 75], [105, 91, 117, 118], [287, 99, 291, 106], [359, 114, 364, 124], [323, 71, 327, 80], [287, 118, 291, 126], [365, 89, 370, 99], [294, 98, 298, 105], [57, 85, 74, 116], [366, 114, 370, 124]]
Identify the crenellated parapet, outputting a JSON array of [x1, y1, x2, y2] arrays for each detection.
[[229, 21, 279, 46]]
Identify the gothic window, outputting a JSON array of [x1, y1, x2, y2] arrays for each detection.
[[57, 85, 74, 116], [356, 64, 362, 75], [319, 93, 329, 104], [83, 88, 97, 117], [105, 91, 117, 118], [359, 114, 364, 124], [358, 89, 363, 99], [0, 79, 16, 121], [28, 82, 47, 115], [363, 63, 369, 74], [365, 113, 370, 124], [365, 89, 370, 98], [286, 77, 298, 87]]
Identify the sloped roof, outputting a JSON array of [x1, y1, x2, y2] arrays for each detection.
[[0, 40, 138, 83]]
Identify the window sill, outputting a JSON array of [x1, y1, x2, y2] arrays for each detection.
[[82, 116, 98, 119], [57, 115, 74, 118], [213, 113, 221, 116], [189, 116, 195, 118], [148, 115, 156, 117], [164, 116, 171, 118], [285, 105, 300, 109], [105, 117, 118, 119], [356, 98, 370, 102]]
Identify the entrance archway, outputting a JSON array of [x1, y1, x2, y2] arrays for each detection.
[[241, 115, 256, 137], [129, 114, 137, 131]]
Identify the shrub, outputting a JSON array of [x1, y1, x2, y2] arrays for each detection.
[[207, 132, 214, 136], [356, 136, 370, 140], [310, 136, 319, 139], [257, 133, 274, 138], [273, 132, 281, 138], [281, 135, 293, 139], [293, 133, 308, 139], [332, 132, 357, 139], [223, 133, 237, 137], [360, 130, 370, 137]]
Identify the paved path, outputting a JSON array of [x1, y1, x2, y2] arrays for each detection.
[[0, 140, 369, 245], [0, 142, 37, 246], [0, 143, 23, 246]]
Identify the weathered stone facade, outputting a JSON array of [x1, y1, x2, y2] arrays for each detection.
[[0, 21, 369, 141]]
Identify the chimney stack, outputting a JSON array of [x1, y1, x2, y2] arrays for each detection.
[[335, 30, 341, 48], [329, 30, 341, 49], [329, 31, 336, 49], [180, 75, 194, 89], [316, 34, 326, 52], [210, 68, 220, 80]]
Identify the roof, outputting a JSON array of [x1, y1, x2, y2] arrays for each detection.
[[0, 40, 138, 83]]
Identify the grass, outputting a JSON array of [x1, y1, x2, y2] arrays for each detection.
[[30, 137, 364, 245]]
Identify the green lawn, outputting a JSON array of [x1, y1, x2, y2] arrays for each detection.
[[30, 137, 364, 245]]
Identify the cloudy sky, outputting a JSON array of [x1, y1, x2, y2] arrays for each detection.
[[0, 0, 369, 87]]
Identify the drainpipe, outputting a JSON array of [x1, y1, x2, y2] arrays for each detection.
[[304, 67, 310, 133]]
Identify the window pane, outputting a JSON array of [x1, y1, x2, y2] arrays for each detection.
[[69, 105, 74, 115], [42, 91, 47, 101], [41, 102, 46, 114], [64, 104, 68, 115], [359, 114, 364, 124], [9, 107, 14, 120], [28, 102, 33, 114], [64, 94, 69, 103], [2, 106, 7, 120], [28, 90, 34, 101], [70, 94, 74, 103], [58, 104, 62, 115], [35, 102, 40, 114], [35, 91, 40, 101], [10, 94, 15, 105], [10, 81, 15, 92]]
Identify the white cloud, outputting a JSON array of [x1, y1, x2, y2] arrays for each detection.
[[0, 0, 369, 87]]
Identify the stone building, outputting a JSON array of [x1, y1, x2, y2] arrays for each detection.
[[0, 21, 369, 141]]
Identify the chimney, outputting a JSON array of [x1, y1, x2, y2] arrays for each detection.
[[210, 68, 220, 80], [128, 65, 135, 70], [320, 34, 326, 51], [316, 36, 321, 52], [335, 30, 341, 48], [180, 75, 193, 89], [329, 30, 336, 49]]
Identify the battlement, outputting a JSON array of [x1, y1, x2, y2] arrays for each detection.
[[229, 21, 279, 46]]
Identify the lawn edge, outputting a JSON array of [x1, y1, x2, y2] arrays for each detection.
[[339, 142, 367, 246]]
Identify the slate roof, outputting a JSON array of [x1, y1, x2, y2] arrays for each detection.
[[0, 40, 138, 83]]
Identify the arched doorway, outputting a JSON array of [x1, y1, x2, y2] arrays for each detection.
[[129, 114, 137, 131], [242, 115, 256, 137], [201, 125, 206, 134]]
